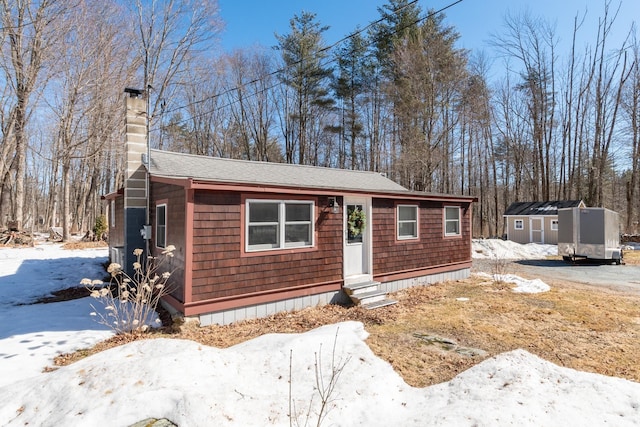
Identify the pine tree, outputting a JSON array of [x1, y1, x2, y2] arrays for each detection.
[[333, 31, 372, 169], [275, 12, 334, 165]]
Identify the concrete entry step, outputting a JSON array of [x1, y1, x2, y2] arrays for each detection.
[[363, 299, 398, 310], [343, 280, 397, 310], [350, 289, 387, 305], [343, 281, 381, 295]]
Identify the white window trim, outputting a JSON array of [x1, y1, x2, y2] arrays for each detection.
[[551, 219, 558, 231], [444, 206, 461, 237], [110, 200, 115, 228], [514, 219, 524, 230], [156, 204, 167, 249], [245, 199, 314, 252], [397, 204, 419, 240]]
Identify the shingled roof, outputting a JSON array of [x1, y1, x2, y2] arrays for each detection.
[[149, 149, 408, 193], [504, 200, 584, 216]]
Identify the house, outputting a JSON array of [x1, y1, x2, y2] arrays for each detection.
[[105, 90, 476, 326], [503, 200, 585, 244]]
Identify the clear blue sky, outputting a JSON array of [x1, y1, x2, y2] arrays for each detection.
[[218, 0, 638, 66]]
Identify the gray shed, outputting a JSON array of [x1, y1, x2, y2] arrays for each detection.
[[503, 200, 585, 244]]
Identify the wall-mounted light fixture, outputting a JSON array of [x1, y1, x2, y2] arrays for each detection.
[[328, 197, 339, 214]]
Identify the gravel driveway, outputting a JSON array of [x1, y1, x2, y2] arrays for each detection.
[[472, 258, 640, 295]]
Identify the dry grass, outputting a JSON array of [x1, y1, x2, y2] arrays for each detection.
[[623, 250, 640, 265], [53, 274, 640, 388], [61, 241, 108, 250], [366, 278, 640, 386]]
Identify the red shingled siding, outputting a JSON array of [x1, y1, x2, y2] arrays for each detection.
[[191, 191, 343, 302], [150, 183, 187, 302], [372, 198, 472, 276], [108, 197, 124, 248]]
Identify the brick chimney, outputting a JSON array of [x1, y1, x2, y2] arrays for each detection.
[[123, 88, 148, 271]]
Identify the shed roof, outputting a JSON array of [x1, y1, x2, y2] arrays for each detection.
[[504, 200, 584, 216], [149, 149, 410, 193]]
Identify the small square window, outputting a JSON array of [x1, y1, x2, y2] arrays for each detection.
[[444, 206, 460, 236], [514, 219, 524, 230], [397, 205, 418, 239], [551, 220, 558, 231]]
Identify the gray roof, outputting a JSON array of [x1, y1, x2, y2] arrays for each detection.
[[504, 200, 584, 216], [149, 149, 408, 193]]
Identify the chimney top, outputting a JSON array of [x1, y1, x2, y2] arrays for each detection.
[[124, 87, 145, 98]]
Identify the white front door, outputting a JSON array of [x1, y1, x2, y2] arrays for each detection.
[[344, 197, 371, 284], [530, 217, 544, 243]]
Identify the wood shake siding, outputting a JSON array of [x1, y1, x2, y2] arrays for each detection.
[[150, 183, 186, 301], [109, 197, 125, 248], [191, 192, 343, 302], [372, 199, 471, 277]]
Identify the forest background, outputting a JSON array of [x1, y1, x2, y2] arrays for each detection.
[[0, 0, 639, 240]]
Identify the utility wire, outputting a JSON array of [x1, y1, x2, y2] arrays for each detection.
[[150, 0, 464, 134], [154, 0, 420, 121]]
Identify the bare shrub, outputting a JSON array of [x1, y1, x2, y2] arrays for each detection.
[[490, 253, 511, 283], [289, 328, 351, 427], [81, 246, 175, 335]]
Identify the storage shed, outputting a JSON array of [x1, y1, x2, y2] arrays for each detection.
[[503, 200, 585, 244]]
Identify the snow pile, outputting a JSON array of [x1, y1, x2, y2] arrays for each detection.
[[1, 322, 639, 426], [2, 243, 640, 426], [422, 348, 640, 426], [472, 239, 557, 260], [476, 272, 551, 293]]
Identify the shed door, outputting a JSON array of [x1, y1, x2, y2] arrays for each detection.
[[530, 217, 544, 243], [344, 197, 371, 285]]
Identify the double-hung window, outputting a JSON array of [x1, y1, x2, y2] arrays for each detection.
[[156, 204, 167, 248], [397, 205, 418, 239], [514, 219, 524, 230], [246, 199, 314, 251], [444, 206, 461, 236], [551, 219, 558, 231]]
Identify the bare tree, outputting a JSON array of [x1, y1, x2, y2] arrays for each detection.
[[0, 0, 66, 230], [623, 29, 639, 233], [557, 10, 587, 201], [493, 11, 559, 201], [132, 0, 222, 148], [585, 2, 632, 208], [224, 49, 278, 161], [461, 55, 497, 236], [44, 0, 136, 240]]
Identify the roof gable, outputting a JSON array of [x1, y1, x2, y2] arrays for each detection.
[[149, 149, 408, 194], [504, 200, 584, 216]]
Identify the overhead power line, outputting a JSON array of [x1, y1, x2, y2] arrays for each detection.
[[150, 0, 465, 134]]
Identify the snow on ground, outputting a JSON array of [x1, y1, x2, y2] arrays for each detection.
[[0, 242, 639, 426], [472, 238, 558, 260], [0, 244, 107, 306], [476, 272, 551, 293], [0, 244, 114, 387], [623, 242, 640, 251], [472, 239, 553, 293]]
